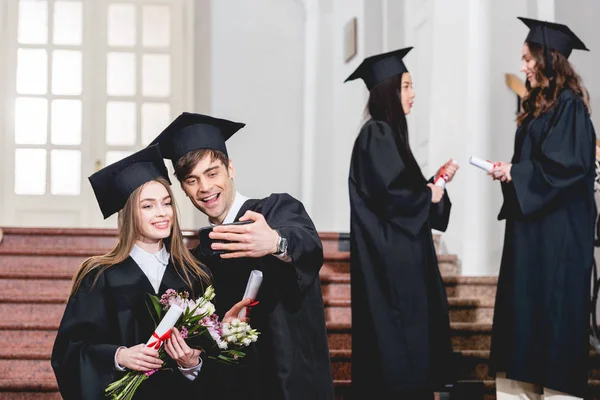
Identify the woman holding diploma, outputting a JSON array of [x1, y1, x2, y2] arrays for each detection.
[[489, 18, 596, 399], [345, 47, 458, 399], [51, 146, 249, 399]]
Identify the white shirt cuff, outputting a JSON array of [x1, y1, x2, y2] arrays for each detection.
[[178, 357, 203, 381], [114, 346, 127, 371]]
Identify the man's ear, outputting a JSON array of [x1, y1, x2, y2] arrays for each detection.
[[227, 160, 236, 180]]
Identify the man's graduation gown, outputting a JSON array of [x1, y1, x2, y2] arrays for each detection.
[[348, 120, 454, 396], [193, 193, 334, 400], [51, 257, 207, 400], [490, 89, 597, 397]]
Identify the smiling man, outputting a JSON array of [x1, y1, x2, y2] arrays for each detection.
[[150, 112, 333, 400]]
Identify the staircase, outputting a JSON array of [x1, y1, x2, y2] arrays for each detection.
[[0, 228, 598, 399]]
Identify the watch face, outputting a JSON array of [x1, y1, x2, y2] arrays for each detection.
[[280, 237, 288, 252], [277, 236, 287, 254]]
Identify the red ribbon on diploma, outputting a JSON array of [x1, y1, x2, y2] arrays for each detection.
[[147, 330, 172, 349], [245, 300, 260, 318], [435, 166, 449, 185]]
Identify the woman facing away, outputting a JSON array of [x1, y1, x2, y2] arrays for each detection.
[[51, 145, 250, 400], [345, 47, 459, 399], [489, 17, 596, 400]]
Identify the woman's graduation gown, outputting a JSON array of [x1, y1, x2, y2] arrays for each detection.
[[51, 257, 207, 400], [348, 119, 454, 396], [489, 89, 597, 397]]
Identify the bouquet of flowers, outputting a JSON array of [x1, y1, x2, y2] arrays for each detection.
[[105, 286, 259, 400]]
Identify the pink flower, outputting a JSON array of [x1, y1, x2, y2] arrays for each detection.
[[144, 368, 158, 377], [180, 326, 189, 339]]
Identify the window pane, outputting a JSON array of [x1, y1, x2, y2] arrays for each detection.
[[53, 1, 82, 45], [107, 3, 136, 47], [15, 148, 47, 195], [16, 49, 47, 95], [51, 149, 81, 195], [142, 5, 170, 47], [106, 150, 133, 166], [18, 0, 48, 44], [141, 103, 170, 145], [106, 101, 136, 146], [142, 54, 170, 97], [15, 97, 47, 145], [52, 50, 82, 95], [107, 52, 135, 96], [51, 99, 82, 145]]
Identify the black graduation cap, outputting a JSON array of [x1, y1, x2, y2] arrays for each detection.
[[149, 112, 245, 167], [518, 17, 589, 58], [345, 47, 413, 90], [89, 145, 171, 219]]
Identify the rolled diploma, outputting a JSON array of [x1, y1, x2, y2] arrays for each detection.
[[238, 270, 263, 319], [469, 156, 494, 172], [434, 176, 447, 188], [146, 304, 184, 348], [434, 159, 458, 188]]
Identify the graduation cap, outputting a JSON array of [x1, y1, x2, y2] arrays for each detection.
[[89, 145, 171, 219], [518, 17, 589, 58], [345, 47, 413, 90], [149, 112, 245, 167]]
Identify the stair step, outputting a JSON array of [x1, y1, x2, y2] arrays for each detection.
[[0, 394, 62, 400], [319, 255, 459, 276], [0, 255, 84, 279], [0, 360, 57, 391], [0, 280, 70, 303], [0, 228, 346, 257], [320, 281, 350, 299], [0, 304, 65, 330], [444, 276, 498, 298], [0, 331, 57, 360], [320, 262, 351, 279], [329, 348, 600, 383], [0, 228, 118, 252], [323, 298, 495, 324]]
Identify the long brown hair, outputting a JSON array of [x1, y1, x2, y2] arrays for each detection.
[[517, 42, 590, 125], [70, 177, 211, 296]]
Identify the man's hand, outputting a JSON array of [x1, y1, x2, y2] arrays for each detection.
[[223, 298, 254, 323], [210, 211, 279, 259]]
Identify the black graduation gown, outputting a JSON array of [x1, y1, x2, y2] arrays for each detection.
[[51, 257, 208, 400], [193, 193, 334, 400], [348, 120, 454, 397], [489, 89, 596, 397]]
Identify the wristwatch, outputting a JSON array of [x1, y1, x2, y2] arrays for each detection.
[[274, 231, 288, 255]]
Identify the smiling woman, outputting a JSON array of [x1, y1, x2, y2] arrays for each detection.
[[136, 181, 174, 248], [51, 145, 214, 399]]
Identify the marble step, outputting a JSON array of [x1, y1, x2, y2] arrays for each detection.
[[326, 321, 494, 351], [324, 297, 495, 324]]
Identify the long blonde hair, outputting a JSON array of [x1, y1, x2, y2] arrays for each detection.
[[70, 177, 211, 296]]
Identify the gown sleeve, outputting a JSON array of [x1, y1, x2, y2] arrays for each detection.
[[261, 194, 325, 297], [353, 121, 432, 236], [429, 188, 452, 232], [510, 94, 595, 217], [51, 271, 119, 400]]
